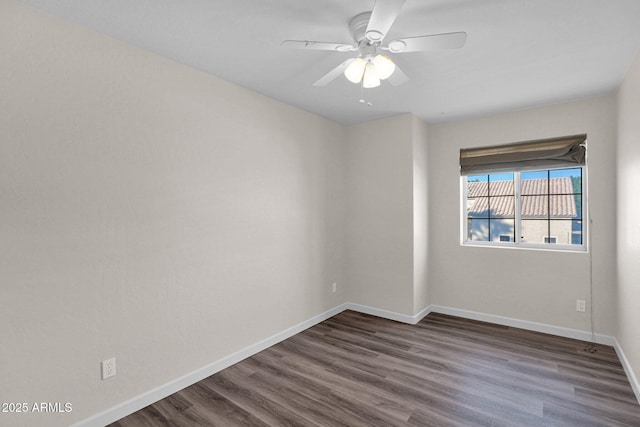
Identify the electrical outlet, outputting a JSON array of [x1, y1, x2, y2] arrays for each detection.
[[101, 357, 116, 380], [576, 299, 586, 312], [332, 282, 337, 293]]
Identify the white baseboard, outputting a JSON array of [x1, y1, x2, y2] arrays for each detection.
[[344, 302, 431, 325], [429, 305, 617, 346], [72, 303, 349, 427], [613, 338, 640, 404], [74, 301, 638, 426]]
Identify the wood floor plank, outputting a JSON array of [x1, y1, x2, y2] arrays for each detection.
[[381, 355, 545, 418], [202, 368, 316, 427], [275, 351, 415, 422], [246, 352, 409, 427], [109, 311, 640, 426]]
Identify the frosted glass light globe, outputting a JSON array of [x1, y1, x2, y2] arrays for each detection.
[[344, 58, 367, 83], [372, 55, 395, 80], [362, 63, 381, 88]]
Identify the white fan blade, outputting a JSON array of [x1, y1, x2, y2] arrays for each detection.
[[388, 32, 467, 53], [387, 65, 408, 86], [281, 40, 356, 52], [313, 58, 356, 87], [365, 0, 406, 42]]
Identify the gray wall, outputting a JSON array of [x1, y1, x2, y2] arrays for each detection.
[[0, 2, 345, 426], [412, 117, 430, 313], [617, 48, 640, 396], [345, 114, 414, 314], [344, 114, 430, 316], [428, 94, 618, 334]]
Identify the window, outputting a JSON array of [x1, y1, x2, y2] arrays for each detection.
[[464, 167, 584, 249], [460, 135, 586, 251]]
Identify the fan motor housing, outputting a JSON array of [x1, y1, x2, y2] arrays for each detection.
[[349, 12, 373, 43]]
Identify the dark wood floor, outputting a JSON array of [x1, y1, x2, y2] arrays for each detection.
[[110, 311, 640, 426]]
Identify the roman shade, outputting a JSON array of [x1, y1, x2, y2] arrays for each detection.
[[459, 134, 586, 175]]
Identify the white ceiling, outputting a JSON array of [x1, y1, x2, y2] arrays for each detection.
[[18, 0, 640, 125]]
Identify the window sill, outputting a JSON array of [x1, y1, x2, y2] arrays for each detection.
[[461, 241, 588, 253]]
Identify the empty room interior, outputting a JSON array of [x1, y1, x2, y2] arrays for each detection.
[[3, 0, 640, 426]]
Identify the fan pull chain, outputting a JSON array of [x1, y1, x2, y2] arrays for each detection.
[[359, 83, 373, 107]]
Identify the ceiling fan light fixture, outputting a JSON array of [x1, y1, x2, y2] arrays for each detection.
[[372, 54, 395, 79], [344, 57, 367, 83], [362, 63, 381, 88], [283, 1, 469, 90]]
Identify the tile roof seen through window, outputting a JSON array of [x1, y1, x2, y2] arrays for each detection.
[[467, 177, 578, 218]]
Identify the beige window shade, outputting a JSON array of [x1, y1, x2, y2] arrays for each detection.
[[460, 134, 586, 175]]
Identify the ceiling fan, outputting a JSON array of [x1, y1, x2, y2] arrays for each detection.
[[281, 0, 466, 88]]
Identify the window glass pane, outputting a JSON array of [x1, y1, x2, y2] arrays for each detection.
[[550, 220, 580, 245], [550, 168, 582, 194], [573, 195, 583, 220], [467, 175, 488, 197], [468, 218, 489, 241], [490, 219, 514, 242], [521, 170, 548, 180], [521, 171, 548, 195], [467, 197, 489, 218], [489, 196, 515, 217], [571, 220, 583, 245], [521, 219, 548, 243], [468, 197, 514, 218], [548, 176, 574, 195], [549, 195, 578, 219], [488, 173, 514, 196], [521, 195, 548, 218]]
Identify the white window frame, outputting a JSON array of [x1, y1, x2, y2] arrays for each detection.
[[460, 166, 588, 252]]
